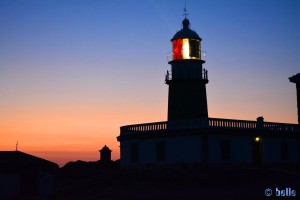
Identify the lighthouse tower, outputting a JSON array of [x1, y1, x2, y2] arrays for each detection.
[[166, 16, 208, 121], [117, 11, 299, 168]]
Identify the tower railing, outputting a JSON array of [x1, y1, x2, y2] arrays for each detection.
[[120, 118, 299, 135], [202, 68, 208, 80], [165, 68, 208, 82], [165, 71, 172, 82]]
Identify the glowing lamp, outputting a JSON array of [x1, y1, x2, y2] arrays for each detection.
[[172, 38, 200, 60], [255, 137, 260, 142]]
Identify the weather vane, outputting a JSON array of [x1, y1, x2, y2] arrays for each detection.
[[183, 0, 189, 18]]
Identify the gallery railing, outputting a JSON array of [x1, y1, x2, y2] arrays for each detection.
[[165, 68, 208, 82], [120, 118, 298, 135]]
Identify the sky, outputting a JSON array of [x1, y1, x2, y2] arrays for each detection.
[[1, 0, 299, 167]]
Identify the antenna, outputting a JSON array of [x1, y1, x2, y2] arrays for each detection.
[[183, 0, 189, 18], [16, 141, 18, 151]]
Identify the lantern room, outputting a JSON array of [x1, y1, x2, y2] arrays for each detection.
[[172, 38, 200, 60], [171, 18, 203, 61]]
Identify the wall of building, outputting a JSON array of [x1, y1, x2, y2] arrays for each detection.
[[120, 133, 299, 167], [262, 137, 298, 164], [0, 173, 55, 199], [38, 173, 54, 197], [166, 135, 202, 163], [120, 135, 202, 166], [0, 174, 20, 199], [207, 135, 252, 164]]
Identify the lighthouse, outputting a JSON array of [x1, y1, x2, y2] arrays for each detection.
[[166, 17, 208, 121], [117, 10, 299, 168]]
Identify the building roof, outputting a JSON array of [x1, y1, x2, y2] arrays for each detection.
[[100, 145, 112, 152], [0, 151, 59, 172], [171, 18, 201, 41]]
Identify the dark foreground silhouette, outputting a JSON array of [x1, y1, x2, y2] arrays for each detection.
[[1, 153, 299, 199], [54, 160, 300, 200]]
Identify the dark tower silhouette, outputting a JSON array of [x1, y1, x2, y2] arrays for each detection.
[[166, 17, 208, 121], [289, 73, 300, 124], [99, 145, 112, 163]]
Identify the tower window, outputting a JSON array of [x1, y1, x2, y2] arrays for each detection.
[[189, 39, 200, 58], [130, 143, 139, 162], [220, 140, 231, 161], [172, 39, 183, 60], [156, 142, 166, 162], [281, 142, 289, 161]]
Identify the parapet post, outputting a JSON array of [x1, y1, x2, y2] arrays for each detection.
[[256, 116, 264, 129]]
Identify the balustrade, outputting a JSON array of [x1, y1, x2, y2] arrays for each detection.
[[120, 118, 298, 135]]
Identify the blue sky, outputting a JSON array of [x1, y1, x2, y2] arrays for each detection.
[[0, 0, 299, 165]]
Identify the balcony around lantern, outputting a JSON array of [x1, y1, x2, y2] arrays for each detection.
[[120, 118, 299, 136], [165, 68, 208, 83]]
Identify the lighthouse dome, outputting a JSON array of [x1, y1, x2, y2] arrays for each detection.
[[171, 18, 201, 41]]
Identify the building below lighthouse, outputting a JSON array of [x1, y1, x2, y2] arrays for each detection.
[[117, 14, 299, 168]]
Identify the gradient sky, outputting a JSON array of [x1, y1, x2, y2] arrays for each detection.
[[1, 0, 299, 166]]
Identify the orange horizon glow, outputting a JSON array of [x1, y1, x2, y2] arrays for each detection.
[[1, 101, 297, 167], [0, 102, 168, 166]]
